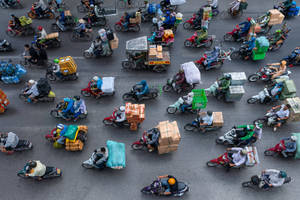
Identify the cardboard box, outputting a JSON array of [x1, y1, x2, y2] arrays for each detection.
[[109, 33, 119, 49], [45, 32, 59, 39], [158, 144, 178, 154], [212, 112, 224, 127], [156, 52, 163, 59], [157, 121, 181, 146], [64, 10, 72, 16], [157, 45, 162, 52], [225, 85, 245, 102], [285, 97, 300, 121], [149, 49, 157, 59]]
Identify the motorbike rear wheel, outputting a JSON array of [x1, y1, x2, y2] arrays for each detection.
[[122, 61, 134, 70], [247, 98, 258, 104], [82, 163, 94, 169], [17, 172, 26, 178], [183, 22, 191, 30], [46, 73, 56, 81], [184, 40, 193, 47], [133, 24, 140, 32], [184, 124, 197, 132], [270, 43, 283, 51], [253, 118, 266, 125], [103, 119, 113, 126], [114, 24, 122, 32], [242, 181, 252, 188], [166, 106, 177, 114], [162, 84, 172, 92], [153, 65, 165, 73], [248, 74, 259, 82], [131, 143, 144, 150], [50, 110, 60, 118], [264, 150, 276, 156], [83, 51, 93, 58], [206, 161, 219, 167], [81, 90, 91, 97], [215, 138, 224, 145], [230, 51, 241, 60], [5, 30, 16, 37], [205, 40, 213, 48]]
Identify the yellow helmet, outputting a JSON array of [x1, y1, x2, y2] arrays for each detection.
[[168, 178, 176, 185], [281, 60, 287, 65], [56, 129, 61, 134]]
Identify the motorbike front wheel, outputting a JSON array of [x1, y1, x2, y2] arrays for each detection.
[[215, 138, 225, 145], [133, 25, 140, 32], [17, 172, 26, 178], [184, 40, 193, 47], [183, 22, 191, 30], [5, 30, 16, 37], [205, 40, 213, 48], [114, 24, 122, 32], [223, 33, 233, 42], [81, 90, 91, 97], [162, 84, 172, 92], [46, 73, 56, 81], [184, 124, 197, 132], [242, 181, 252, 188], [247, 98, 258, 104], [230, 51, 241, 60], [82, 163, 94, 169], [18, 94, 27, 102], [103, 119, 113, 126], [122, 93, 135, 101], [166, 106, 177, 114], [206, 161, 219, 167], [131, 143, 144, 150], [269, 43, 283, 51], [50, 110, 60, 118], [253, 118, 266, 124], [248, 74, 259, 82], [264, 150, 276, 156], [122, 61, 134, 70], [83, 51, 93, 58]]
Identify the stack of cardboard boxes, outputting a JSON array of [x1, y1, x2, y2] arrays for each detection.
[[65, 140, 84, 151], [109, 33, 119, 49], [59, 56, 77, 76], [0, 89, 9, 113], [125, 103, 145, 131], [45, 32, 59, 40], [157, 121, 181, 154], [268, 9, 285, 26], [285, 97, 300, 121], [280, 79, 297, 100], [129, 12, 142, 24], [212, 112, 224, 127], [149, 45, 163, 59]]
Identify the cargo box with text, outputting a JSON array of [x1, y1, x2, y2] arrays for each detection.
[[125, 103, 145, 130]]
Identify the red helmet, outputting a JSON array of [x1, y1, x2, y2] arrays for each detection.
[[38, 26, 43, 31], [247, 17, 251, 22]]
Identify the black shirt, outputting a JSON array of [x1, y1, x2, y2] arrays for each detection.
[[168, 175, 178, 194], [29, 47, 38, 59]]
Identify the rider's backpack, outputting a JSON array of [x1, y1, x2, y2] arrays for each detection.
[[37, 78, 51, 96]]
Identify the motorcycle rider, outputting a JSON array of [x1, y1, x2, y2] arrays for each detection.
[[195, 27, 208, 47], [269, 29, 285, 46], [194, 110, 214, 130], [259, 169, 288, 189], [33, 0, 47, 18], [216, 74, 231, 97], [24, 79, 39, 103], [90, 76, 102, 97], [37, 26, 48, 45], [174, 69, 187, 91], [0, 132, 19, 153], [93, 147, 108, 169], [54, 124, 68, 144], [281, 136, 297, 157], [122, 12, 131, 29], [193, 8, 203, 29], [73, 96, 85, 121], [239, 17, 251, 37], [227, 147, 247, 167], [205, 46, 221, 70], [271, 104, 291, 131], [230, 0, 241, 14], [267, 60, 287, 80], [281, 0, 293, 14], [75, 19, 86, 37], [61, 97, 75, 120], [157, 175, 178, 195], [52, 58, 62, 78], [181, 92, 194, 112], [115, 106, 126, 123], [244, 34, 256, 59], [135, 80, 149, 100], [23, 44, 38, 64], [146, 128, 160, 152], [25, 160, 46, 180], [235, 123, 262, 145], [10, 14, 22, 31], [163, 11, 176, 29]]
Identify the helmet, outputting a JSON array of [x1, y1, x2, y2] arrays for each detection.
[[28, 79, 35, 84], [92, 76, 99, 81], [38, 26, 43, 31], [276, 29, 282, 33], [224, 74, 232, 79], [73, 96, 80, 101], [53, 58, 59, 64], [56, 124, 64, 130], [140, 80, 147, 85], [188, 92, 194, 97], [78, 19, 85, 24], [90, 4, 94, 8], [202, 26, 207, 31], [250, 175, 260, 185], [28, 161, 37, 168], [247, 17, 251, 22], [166, 11, 170, 15], [241, 149, 248, 155], [291, 136, 297, 141], [119, 106, 125, 112], [281, 60, 287, 65], [168, 178, 176, 185], [207, 110, 213, 116], [279, 171, 287, 178]]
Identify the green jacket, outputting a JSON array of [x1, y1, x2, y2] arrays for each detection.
[[218, 77, 231, 90], [237, 124, 254, 140], [283, 0, 293, 8]]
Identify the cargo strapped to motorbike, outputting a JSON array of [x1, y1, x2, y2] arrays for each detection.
[[191, 89, 207, 110], [19, 16, 32, 26], [64, 125, 79, 142], [292, 133, 300, 159], [101, 77, 115, 94], [244, 146, 259, 166], [181, 61, 201, 84], [106, 140, 126, 169], [58, 56, 77, 75]]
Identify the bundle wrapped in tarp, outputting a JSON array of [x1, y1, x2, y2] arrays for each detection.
[[106, 140, 126, 169], [292, 133, 300, 159], [181, 61, 201, 84], [170, 0, 186, 5], [101, 77, 115, 93]]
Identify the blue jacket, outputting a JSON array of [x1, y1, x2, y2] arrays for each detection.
[[136, 81, 149, 96], [97, 79, 103, 89], [163, 15, 175, 25], [75, 23, 85, 30], [239, 21, 251, 33], [282, 137, 297, 152], [62, 98, 74, 113], [245, 37, 256, 51]]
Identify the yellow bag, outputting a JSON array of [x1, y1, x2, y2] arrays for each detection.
[[48, 91, 56, 98]]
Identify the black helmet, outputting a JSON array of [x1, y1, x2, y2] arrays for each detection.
[[224, 74, 232, 80], [207, 110, 213, 116], [250, 175, 260, 185], [73, 96, 81, 101], [28, 161, 37, 168]]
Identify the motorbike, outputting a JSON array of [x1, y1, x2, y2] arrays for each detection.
[[183, 14, 201, 30], [28, 6, 55, 19], [114, 16, 140, 32], [19, 88, 55, 103], [215, 127, 256, 147], [46, 66, 78, 82], [51, 18, 77, 32], [230, 44, 252, 60], [268, 29, 290, 51], [166, 97, 197, 114], [131, 131, 149, 150], [102, 109, 130, 128], [122, 85, 159, 102], [151, 17, 178, 33], [247, 88, 276, 104], [184, 33, 215, 48], [248, 66, 291, 83], [253, 109, 284, 130], [274, 2, 299, 18], [184, 120, 222, 133], [0, 39, 13, 52], [264, 140, 295, 157], [160, 0, 177, 12], [82, 150, 106, 169], [50, 101, 88, 121], [77, 0, 103, 13], [148, 32, 174, 47], [195, 47, 234, 70], [34, 35, 61, 49], [141, 178, 189, 197], [0, 138, 32, 154], [17, 166, 62, 180], [6, 23, 35, 37], [242, 175, 291, 189], [81, 81, 115, 98], [283, 48, 300, 67], [83, 42, 113, 58], [70, 28, 93, 42], [224, 25, 247, 42], [0, 0, 22, 8], [140, 9, 156, 23], [163, 77, 196, 93], [83, 12, 107, 27]]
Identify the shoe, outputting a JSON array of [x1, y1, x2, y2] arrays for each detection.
[[273, 127, 277, 132]]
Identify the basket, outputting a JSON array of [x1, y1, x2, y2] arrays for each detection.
[[192, 89, 207, 110]]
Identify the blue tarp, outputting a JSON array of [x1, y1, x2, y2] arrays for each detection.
[[106, 140, 126, 168], [0, 62, 26, 84]]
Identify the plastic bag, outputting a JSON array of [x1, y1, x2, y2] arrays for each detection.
[[101, 77, 115, 93], [170, 0, 186, 5], [181, 62, 201, 84], [106, 140, 126, 169]]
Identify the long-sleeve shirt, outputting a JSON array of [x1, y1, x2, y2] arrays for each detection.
[[115, 111, 126, 122], [25, 83, 39, 97], [35, 0, 47, 10], [231, 147, 246, 166], [209, 0, 218, 8], [28, 161, 46, 177], [39, 29, 47, 40], [237, 124, 254, 140], [4, 132, 19, 149], [262, 169, 285, 187], [282, 137, 297, 152]]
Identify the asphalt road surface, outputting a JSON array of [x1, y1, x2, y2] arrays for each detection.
[[1, 0, 300, 200]]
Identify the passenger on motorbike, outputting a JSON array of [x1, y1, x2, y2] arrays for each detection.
[[61, 97, 75, 119], [174, 69, 187, 90], [267, 60, 287, 80], [23, 44, 38, 64], [146, 128, 160, 152], [281, 0, 293, 13], [272, 104, 291, 131], [281, 136, 297, 157], [196, 27, 208, 47], [37, 26, 47, 45], [259, 169, 288, 189], [24, 79, 39, 102], [239, 18, 251, 36], [25, 160, 46, 180], [135, 80, 149, 100], [193, 8, 203, 29], [157, 175, 178, 196], [208, 0, 218, 9], [235, 124, 261, 145], [115, 106, 126, 123], [230, 0, 241, 13], [90, 76, 102, 97], [216, 74, 231, 96], [52, 58, 62, 78], [33, 0, 47, 18], [227, 147, 247, 167], [75, 19, 86, 37], [56, 9, 66, 30], [0, 132, 19, 153], [181, 92, 194, 112], [122, 12, 131, 29], [10, 14, 22, 31], [163, 11, 176, 29], [194, 110, 214, 130], [73, 96, 85, 121], [93, 147, 108, 169], [53, 123, 67, 144], [205, 46, 221, 69]]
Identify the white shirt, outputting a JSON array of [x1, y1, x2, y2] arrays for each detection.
[[39, 29, 47, 40], [25, 83, 39, 97], [262, 169, 285, 187], [4, 132, 19, 148], [202, 114, 213, 125], [210, 0, 218, 8], [28, 161, 46, 177], [276, 104, 290, 119], [231, 147, 246, 166], [115, 111, 126, 122]]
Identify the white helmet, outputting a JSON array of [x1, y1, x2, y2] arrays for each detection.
[[92, 76, 99, 81], [188, 92, 194, 97], [119, 106, 126, 112], [28, 79, 35, 84], [291, 136, 297, 141]]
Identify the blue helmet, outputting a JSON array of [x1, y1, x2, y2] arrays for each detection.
[[279, 171, 287, 178], [140, 80, 147, 86], [166, 11, 170, 15]]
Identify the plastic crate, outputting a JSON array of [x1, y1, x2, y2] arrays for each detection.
[[192, 89, 207, 109], [252, 51, 266, 61]]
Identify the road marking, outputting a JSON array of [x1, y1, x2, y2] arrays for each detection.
[[0, 56, 87, 60]]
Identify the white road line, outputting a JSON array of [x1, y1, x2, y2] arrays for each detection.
[[0, 56, 87, 60]]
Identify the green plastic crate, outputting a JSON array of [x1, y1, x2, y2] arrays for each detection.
[[252, 51, 266, 61], [192, 89, 207, 109]]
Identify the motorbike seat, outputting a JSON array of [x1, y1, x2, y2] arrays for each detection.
[[177, 182, 187, 191], [44, 166, 55, 176]]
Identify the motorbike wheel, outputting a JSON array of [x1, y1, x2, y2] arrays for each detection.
[[230, 51, 241, 60], [50, 110, 60, 118], [82, 163, 94, 169], [51, 24, 60, 32], [248, 74, 259, 82], [253, 119, 266, 124], [184, 40, 193, 48], [103, 119, 113, 126], [247, 98, 258, 104], [17, 172, 26, 178], [153, 65, 165, 73], [284, 177, 292, 184], [5, 30, 16, 37], [242, 181, 252, 188], [183, 22, 191, 30], [151, 91, 158, 99], [85, 33, 93, 41], [28, 11, 36, 19], [81, 90, 91, 97], [133, 25, 140, 32], [264, 150, 276, 156], [18, 94, 27, 102], [166, 107, 177, 114], [215, 138, 224, 145], [122, 93, 135, 101], [83, 51, 93, 59], [48, 12, 55, 19], [114, 24, 122, 32], [223, 33, 233, 42], [131, 143, 144, 150], [270, 43, 283, 51], [206, 161, 219, 167], [162, 84, 172, 92], [98, 18, 107, 26], [122, 61, 134, 70], [46, 73, 56, 81], [184, 124, 197, 132], [205, 40, 213, 48]]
